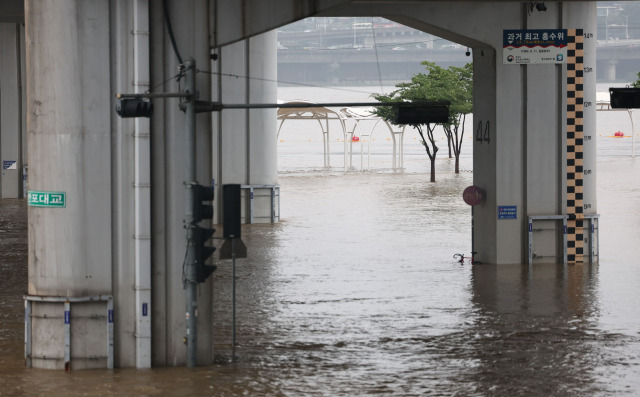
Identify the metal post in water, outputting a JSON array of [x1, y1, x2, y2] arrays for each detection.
[[184, 59, 198, 368], [471, 206, 475, 264], [232, 237, 237, 349]]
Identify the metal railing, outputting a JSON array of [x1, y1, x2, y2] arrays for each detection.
[[527, 214, 599, 266], [240, 185, 280, 224]]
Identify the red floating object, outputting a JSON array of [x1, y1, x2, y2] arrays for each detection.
[[352, 136, 360, 142], [614, 131, 624, 137]]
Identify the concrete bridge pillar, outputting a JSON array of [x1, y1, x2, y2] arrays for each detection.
[[25, 0, 113, 369], [606, 60, 617, 82], [212, 31, 278, 225], [0, 23, 24, 199], [24, 0, 277, 369]]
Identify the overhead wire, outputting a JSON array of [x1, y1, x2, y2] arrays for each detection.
[[145, 71, 183, 94], [368, 12, 385, 94], [196, 69, 380, 95]]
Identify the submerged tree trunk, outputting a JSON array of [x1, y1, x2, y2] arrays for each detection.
[[430, 158, 437, 182], [450, 114, 467, 175], [417, 125, 438, 182]]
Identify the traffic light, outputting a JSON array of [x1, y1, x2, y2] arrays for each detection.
[[192, 184, 214, 223], [393, 103, 450, 124], [609, 88, 640, 109], [193, 225, 216, 283], [191, 183, 216, 283], [116, 98, 153, 118]]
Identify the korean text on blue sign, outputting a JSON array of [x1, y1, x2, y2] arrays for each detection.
[[3, 160, 16, 170], [498, 205, 517, 220], [503, 29, 567, 65]]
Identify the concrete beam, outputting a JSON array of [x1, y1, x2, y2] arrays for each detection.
[[0, 23, 23, 199], [213, 0, 349, 47], [212, 1, 598, 48]]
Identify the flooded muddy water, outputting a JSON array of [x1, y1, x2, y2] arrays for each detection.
[[1, 87, 640, 395]]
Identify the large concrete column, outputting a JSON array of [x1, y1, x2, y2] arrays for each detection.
[[26, 0, 112, 369], [212, 31, 278, 224], [0, 23, 24, 198]]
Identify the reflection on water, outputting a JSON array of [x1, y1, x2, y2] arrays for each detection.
[[1, 90, 640, 395]]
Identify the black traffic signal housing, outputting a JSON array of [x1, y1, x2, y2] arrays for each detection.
[[193, 225, 216, 283], [116, 98, 154, 118], [192, 184, 216, 283], [609, 88, 640, 109], [193, 184, 214, 223], [393, 103, 450, 125]]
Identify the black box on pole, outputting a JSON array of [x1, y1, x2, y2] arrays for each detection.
[[223, 184, 242, 238], [609, 87, 640, 109]]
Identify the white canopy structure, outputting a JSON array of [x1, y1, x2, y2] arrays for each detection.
[[340, 107, 407, 171], [277, 101, 407, 171], [277, 101, 348, 170]]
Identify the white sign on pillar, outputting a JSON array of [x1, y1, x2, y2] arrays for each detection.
[[503, 29, 568, 64]]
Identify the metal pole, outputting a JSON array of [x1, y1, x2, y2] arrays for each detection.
[[184, 59, 198, 368], [107, 297, 114, 369], [629, 109, 635, 158], [25, 300, 32, 367], [232, 238, 237, 348], [471, 206, 475, 264], [64, 301, 71, 371]]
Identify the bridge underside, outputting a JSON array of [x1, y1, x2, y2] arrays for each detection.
[[0, 0, 597, 369]]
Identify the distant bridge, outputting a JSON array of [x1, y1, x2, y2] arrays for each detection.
[[278, 47, 470, 85], [278, 38, 640, 85]]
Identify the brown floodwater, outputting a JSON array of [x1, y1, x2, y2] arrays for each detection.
[[2, 91, 640, 395]]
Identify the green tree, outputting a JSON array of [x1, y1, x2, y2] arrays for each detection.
[[372, 62, 473, 181], [434, 62, 473, 174], [632, 71, 640, 88], [372, 86, 441, 182]]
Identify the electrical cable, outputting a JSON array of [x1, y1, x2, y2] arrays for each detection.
[[196, 69, 379, 95], [145, 71, 183, 94], [182, 234, 189, 287], [369, 13, 385, 94], [163, 0, 184, 65]]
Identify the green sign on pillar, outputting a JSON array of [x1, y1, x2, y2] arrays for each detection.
[[28, 190, 66, 208]]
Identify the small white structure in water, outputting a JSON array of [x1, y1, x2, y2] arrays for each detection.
[[277, 101, 406, 171]]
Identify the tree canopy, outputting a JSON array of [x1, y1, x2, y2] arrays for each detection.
[[371, 62, 473, 180], [632, 71, 640, 88]]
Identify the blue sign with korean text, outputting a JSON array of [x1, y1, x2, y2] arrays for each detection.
[[498, 205, 517, 220], [3, 160, 16, 170], [503, 29, 567, 64]]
